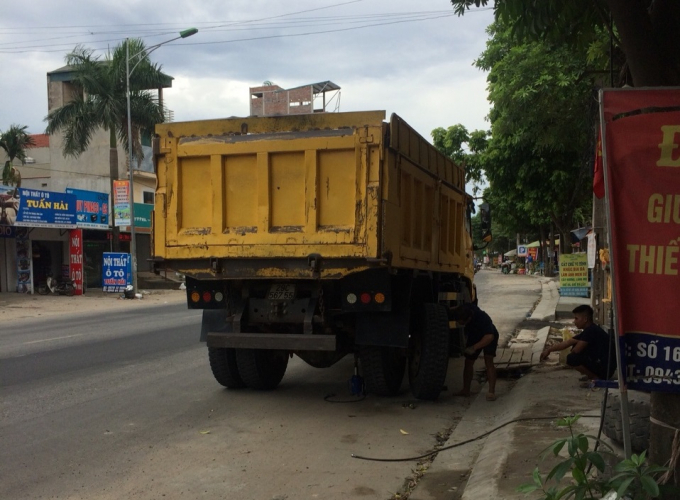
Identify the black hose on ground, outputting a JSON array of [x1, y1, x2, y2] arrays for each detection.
[[352, 414, 602, 462]]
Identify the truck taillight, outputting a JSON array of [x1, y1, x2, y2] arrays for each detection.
[[202, 291, 212, 303], [374, 292, 385, 304], [191, 291, 200, 303], [360, 293, 371, 304], [346, 293, 357, 304]]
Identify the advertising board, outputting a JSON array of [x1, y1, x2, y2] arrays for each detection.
[[66, 188, 109, 230], [601, 88, 680, 392]]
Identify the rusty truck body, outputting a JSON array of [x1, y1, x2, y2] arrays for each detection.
[[152, 111, 477, 400]]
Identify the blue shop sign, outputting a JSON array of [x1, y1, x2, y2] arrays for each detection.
[[102, 252, 131, 292], [15, 188, 77, 228], [66, 188, 110, 230]]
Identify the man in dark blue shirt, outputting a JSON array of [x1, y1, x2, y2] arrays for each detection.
[[540, 305, 615, 381], [451, 304, 499, 401]]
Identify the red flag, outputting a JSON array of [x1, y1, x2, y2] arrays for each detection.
[[593, 130, 605, 198]]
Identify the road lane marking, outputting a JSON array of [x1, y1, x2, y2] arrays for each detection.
[[23, 334, 84, 345]]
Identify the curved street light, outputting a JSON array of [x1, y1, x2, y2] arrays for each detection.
[[126, 28, 197, 292]]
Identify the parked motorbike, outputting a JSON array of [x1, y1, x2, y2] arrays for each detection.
[[37, 275, 75, 296]]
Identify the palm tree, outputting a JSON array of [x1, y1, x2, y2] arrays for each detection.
[[45, 39, 166, 248], [1, 124, 35, 188]]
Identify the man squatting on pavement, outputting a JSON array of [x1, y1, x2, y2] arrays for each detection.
[[450, 304, 499, 401], [540, 305, 616, 383]]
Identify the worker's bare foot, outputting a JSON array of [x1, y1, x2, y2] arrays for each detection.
[[453, 390, 471, 397], [486, 393, 497, 401]]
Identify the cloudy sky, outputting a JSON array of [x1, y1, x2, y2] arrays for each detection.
[[0, 0, 494, 142]]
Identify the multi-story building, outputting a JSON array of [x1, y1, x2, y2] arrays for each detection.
[[250, 81, 341, 117], [0, 65, 172, 293]]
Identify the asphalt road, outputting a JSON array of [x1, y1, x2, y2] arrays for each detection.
[[0, 271, 541, 500]]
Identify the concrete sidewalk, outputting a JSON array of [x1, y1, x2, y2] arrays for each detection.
[[0, 288, 186, 323], [411, 277, 605, 500]]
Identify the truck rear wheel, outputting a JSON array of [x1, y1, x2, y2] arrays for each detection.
[[208, 347, 245, 389], [408, 303, 450, 401], [236, 349, 289, 390], [361, 346, 405, 396]]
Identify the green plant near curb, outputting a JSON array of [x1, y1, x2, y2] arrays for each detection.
[[518, 415, 669, 500]]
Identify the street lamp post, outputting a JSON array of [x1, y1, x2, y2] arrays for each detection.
[[125, 28, 197, 292]]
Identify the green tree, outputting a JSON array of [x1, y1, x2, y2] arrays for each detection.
[[432, 124, 488, 189], [45, 39, 166, 246], [451, 0, 680, 87], [1, 124, 35, 187], [476, 23, 594, 251], [452, 6, 680, 491]]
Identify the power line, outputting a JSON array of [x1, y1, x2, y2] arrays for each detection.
[[0, 0, 365, 31], [0, 7, 492, 54], [0, 12, 448, 49], [182, 13, 459, 48]]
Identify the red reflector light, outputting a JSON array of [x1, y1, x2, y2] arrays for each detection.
[[360, 293, 371, 304], [202, 291, 212, 302]]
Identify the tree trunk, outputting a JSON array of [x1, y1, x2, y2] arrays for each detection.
[[606, 0, 680, 86], [539, 225, 546, 276], [547, 224, 555, 277]]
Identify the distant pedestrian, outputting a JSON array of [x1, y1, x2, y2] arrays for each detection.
[[540, 305, 615, 384], [451, 304, 498, 401]]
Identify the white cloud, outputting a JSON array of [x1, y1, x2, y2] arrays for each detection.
[[0, 0, 494, 141]]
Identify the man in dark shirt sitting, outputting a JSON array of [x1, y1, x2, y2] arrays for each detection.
[[451, 304, 499, 401], [540, 305, 616, 382]]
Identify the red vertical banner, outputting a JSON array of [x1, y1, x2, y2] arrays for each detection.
[[601, 88, 680, 392], [69, 229, 84, 295]]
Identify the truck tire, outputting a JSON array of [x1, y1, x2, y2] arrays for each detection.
[[601, 389, 650, 453], [408, 303, 450, 401], [236, 349, 289, 390], [208, 347, 246, 389], [361, 346, 405, 396]]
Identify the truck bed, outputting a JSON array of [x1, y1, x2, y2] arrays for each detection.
[[153, 111, 472, 279]]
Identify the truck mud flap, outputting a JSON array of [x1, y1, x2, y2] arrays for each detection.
[[355, 310, 410, 348], [200, 309, 231, 342], [207, 332, 337, 351]]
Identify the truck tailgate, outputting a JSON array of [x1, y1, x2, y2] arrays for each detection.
[[154, 112, 385, 262]]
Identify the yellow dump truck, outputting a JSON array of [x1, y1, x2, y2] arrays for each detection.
[[152, 111, 486, 400]]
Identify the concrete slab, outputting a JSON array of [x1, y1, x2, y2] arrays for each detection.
[[532, 326, 551, 355], [511, 329, 539, 344], [529, 279, 559, 321]]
